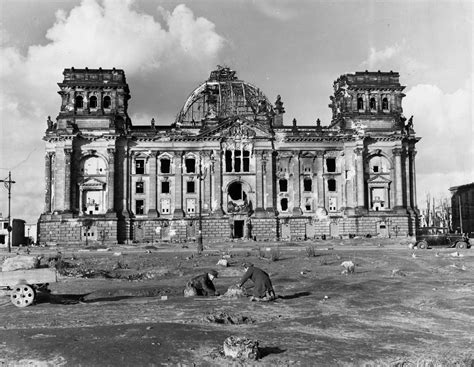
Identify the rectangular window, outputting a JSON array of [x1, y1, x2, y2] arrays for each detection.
[[187, 198, 196, 214], [3, 223, 8, 229], [187, 181, 195, 193], [328, 179, 336, 192], [161, 199, 170, 214], [225, 150, 232, 172], [135, 181, 144, 194], [160, 159, 170, 173], [135, 159, 145, 174], [161, 181, 170, 194], [280, 198, 288, 212], [326, 158, 336, 172], [303, 178, 312, 192], [305, 199, 312, 211], [279, 179, 288, 192], [243, 150, 250, 172], [373, 165, 379, 173], [136, 199, 144, 215], [185, 158, 196, 173], [234, 150, 241, 172]]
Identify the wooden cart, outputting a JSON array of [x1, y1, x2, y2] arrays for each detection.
[[0, 268, 57, 307]]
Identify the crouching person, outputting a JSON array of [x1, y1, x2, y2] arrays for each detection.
[[238, 263, 276, 301], [184, 270, 219, 297]]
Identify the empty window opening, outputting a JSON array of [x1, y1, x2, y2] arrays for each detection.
[[305, 199, 312, 211], [304, 178, 312, 192], [75, 96, 84, 109], [280, 198, 288, 211], [234, 220, 244, 238], [234, 150, 241, 172], [228, 181, 246, 201], [161, 181, 170, 194], [225, 150, 233, 172], [326, 158, 336, 172], [382, 97, 389, 111], [370, 97, 376, 111], [136, 181, 144, 194], [187, 181, 195, 193], [328, 178, 336, 192], [160, 159, 170, 173], [136, 200, 144, 215], [357, 97, 364, 111], [103, 96, 111, 109], [373, 165, 379, 173], [243, 150, 250, 172], [279, 179, 288, 192], [185, 158, 196, 173], [89, 96, 98, 109], [135, 159, 145, 174]]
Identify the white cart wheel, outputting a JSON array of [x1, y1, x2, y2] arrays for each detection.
[[10, 284, 36, 308]]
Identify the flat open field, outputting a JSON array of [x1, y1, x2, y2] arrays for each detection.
[[1, 238, 473, 366]]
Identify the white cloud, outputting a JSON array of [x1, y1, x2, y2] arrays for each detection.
[[0, 0, 225, 222], [404, 82, 474, 206], [363, 44, 402, 69]]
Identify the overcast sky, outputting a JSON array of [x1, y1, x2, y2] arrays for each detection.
[[0, 0, 472, 223]]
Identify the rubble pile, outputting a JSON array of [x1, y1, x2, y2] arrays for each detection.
[[2, 256, 40, 272], [223, 336, 260, 360], [205, 312, 254, 325]]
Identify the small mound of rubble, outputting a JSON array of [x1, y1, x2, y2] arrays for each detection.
[[222, 285, 247, 298], [2, 255, 40, 272], [216, 258, 229, 267], [183, 284, 197, 297], [223, 336, 260, 360], [204, 312, 255, 325], [340, 260, 355, 274], [391, 269, 407, 277]]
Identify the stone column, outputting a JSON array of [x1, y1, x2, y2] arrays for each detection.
[[392, 148, 404, 210], [254, 151, 265, 217], [44, 152, 53, 213], [410, 149, 418, 210], [264, 151, 275, 215], [354, 147, 365, 211], [173, 151, 185, 217], [292, 151, 302, 215], [121, 148, 130, 217], [64, 148, 72, 212], [212, 150, 224, 215], [203, 151, 212, 214], [315, 151, 325, 210], [148, 151, 158, 217], [404, 148, 412, 212], [106, 148, 116, 216]]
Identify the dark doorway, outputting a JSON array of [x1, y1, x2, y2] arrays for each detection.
[[234, 220, 244, 238], [229, 182, 246, 201]]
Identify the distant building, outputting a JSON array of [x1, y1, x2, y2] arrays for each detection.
[[0, 215, 26, 247], [450, 182, 474, 235], [38, 67, 420, 245]]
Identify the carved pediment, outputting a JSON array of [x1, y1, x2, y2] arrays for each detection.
[[367, 174, 391, 185], [199, 116, 273, 140], [80, 178, 106, 190]]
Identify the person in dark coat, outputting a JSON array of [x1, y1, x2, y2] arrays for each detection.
[[186, 270, 219, 296], [238, 263, 276, 301]]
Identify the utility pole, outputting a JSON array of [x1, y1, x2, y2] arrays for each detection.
[[1, 171, 16, 253]]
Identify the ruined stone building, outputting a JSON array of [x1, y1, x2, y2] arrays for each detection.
[[450, 182, 474, 235], [38, 67, 419, 244]]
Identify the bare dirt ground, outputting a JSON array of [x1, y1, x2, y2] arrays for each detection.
[[0, 238, 473, 366]]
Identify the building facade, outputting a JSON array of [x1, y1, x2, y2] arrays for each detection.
[[38, 67, 419, 245], [450, 182, 474, 235]]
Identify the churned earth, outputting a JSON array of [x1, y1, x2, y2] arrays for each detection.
[[0, 238, 473, 366]]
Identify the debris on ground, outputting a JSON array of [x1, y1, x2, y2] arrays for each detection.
[[204, 312, 254, 325], [217, 259, 229, 267], [223, 336, 260, 360], [340, 260, 355, 274], [222, 285, 247, 298], [392, 269, 407, 277], [450, 252, 464, 257], [183, 284, 197, 297], [2, 255, 40, 272]]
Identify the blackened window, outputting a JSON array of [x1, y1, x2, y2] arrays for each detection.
[[136, 181, 144, 194], [89, 96, 97, 108], [225, 150, 232, 172], [357, 97, 364, 110], [234, 150, 241, 172], [135, 159, 145, 174], [281, 198, 288, 211], [187, 181, 195, 193], [243, 150, 250, 172], [370, 97, 376, 111], [328, 178, 336, 192], [185, 158, 196, 173], [136, 200, 144, 215], [326, 158, 336, 172], [161, 181, 170, 194], [303, 178, 312, 192], [382, 97, 389, 111], [279, 179, 288, 192], [75, 96, 84, 109], [160, 158, 170, 173], [103, 96, 111, 109]]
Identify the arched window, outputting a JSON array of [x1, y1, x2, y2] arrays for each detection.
[[370, 97, 376, 111], [90, 96, 97, 109], [103, 96, 111, 109], [75, 95, 84, 109], [382, 97, 389, 111], [357, 96, 364, 111]]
